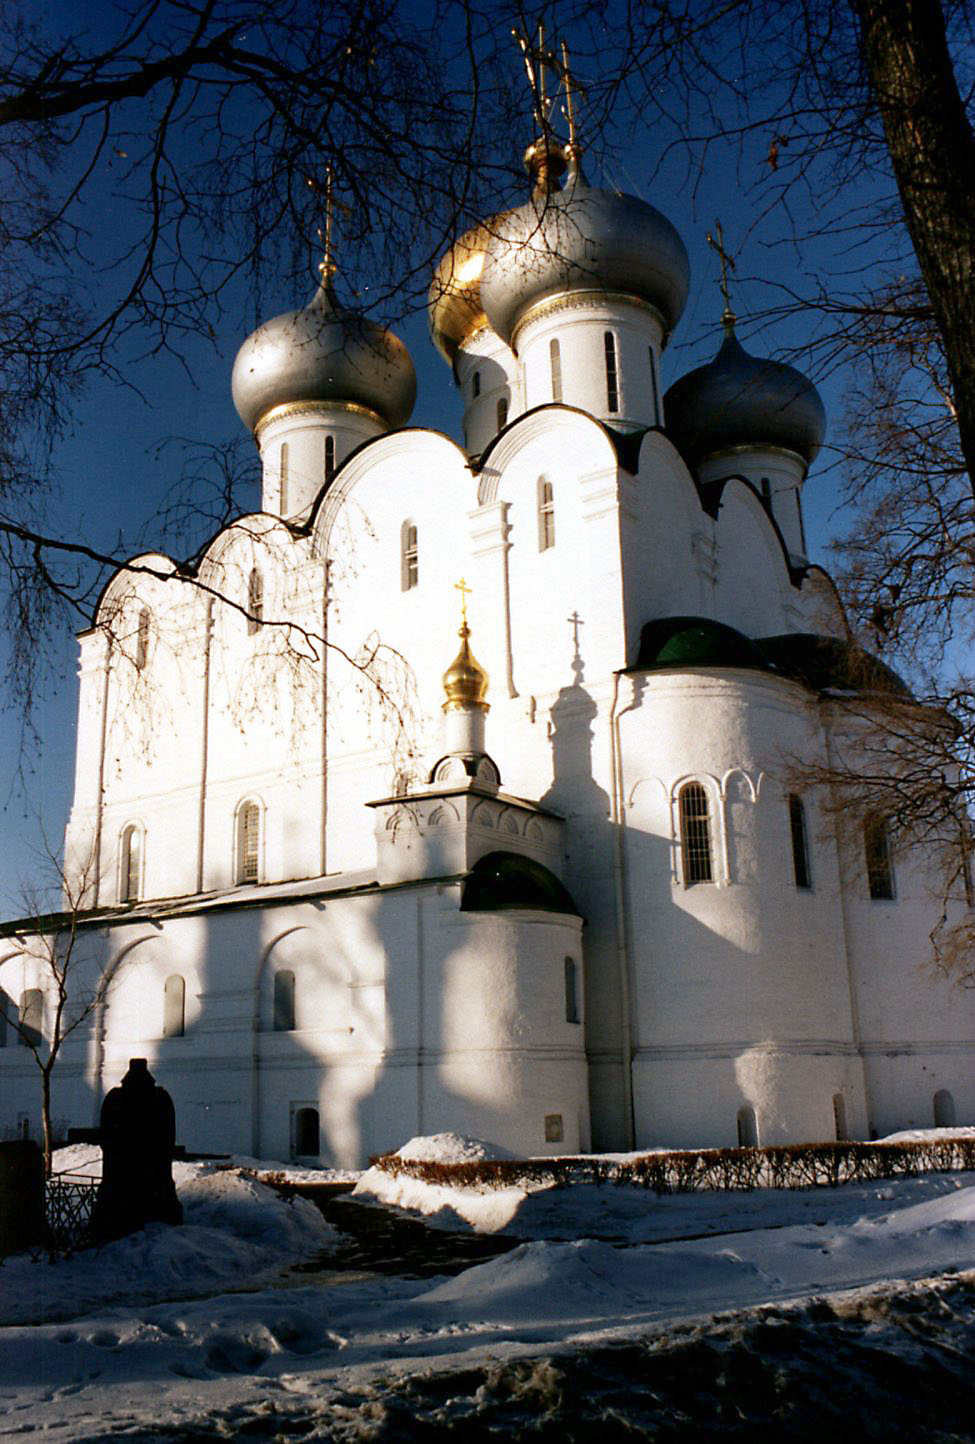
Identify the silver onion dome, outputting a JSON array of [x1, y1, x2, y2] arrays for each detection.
[[479, 174, 690, 347], [232, 278, 417, 433], [664, 321, 826, 468]]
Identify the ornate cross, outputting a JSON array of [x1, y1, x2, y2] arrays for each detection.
[[706, 220, 737, 317], [307, 165, 336, 279], [455, 576, 472, 625]]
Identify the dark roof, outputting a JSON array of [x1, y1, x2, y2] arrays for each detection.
[[632, 616, 775, 674], [460, 851, 579, 916], [758, 633, 911, 696]]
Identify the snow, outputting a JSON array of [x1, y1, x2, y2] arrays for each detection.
[[393, 1131, 514, 1163], [1, 1134, 974, 1439]]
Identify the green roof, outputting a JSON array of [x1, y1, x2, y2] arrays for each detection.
[[633, 616, 775, 674]]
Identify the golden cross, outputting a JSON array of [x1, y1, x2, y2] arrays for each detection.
[[307, 165, 336, 279], [561, 40, 578, 149], [513, 23, 557, 130], [706, 220, 736, 315], [455, 577, 472, 625]]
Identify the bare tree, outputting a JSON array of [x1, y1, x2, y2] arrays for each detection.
[[1, 847, 108, 1174]]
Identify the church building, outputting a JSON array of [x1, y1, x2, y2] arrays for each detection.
[[1, 121, 972, 1166]]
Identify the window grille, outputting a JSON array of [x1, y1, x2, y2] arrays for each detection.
[[247, 568, 263, 634], [120, 825, 141, 902], [864, 815, 895, 899], [401, 522, 419, 590], [538, 478, 555, 552], [789, 795, 811, 889], [324, 433, 335, 487], [550, 338, 563, 402], [238, 802, 260, 884], [163, 975, 185, 1038], [280, 441, 289, 513], [679, 782, 713, 884], [604, 332, 619, 413], [274, 970, 296, 1031]]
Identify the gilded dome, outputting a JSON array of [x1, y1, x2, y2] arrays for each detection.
[[442, 623, 489, 711], [429, 219, 510, 366], [664, 324, 826, 468], [232, 278, 416, 433], [479, 178, 690, 347]]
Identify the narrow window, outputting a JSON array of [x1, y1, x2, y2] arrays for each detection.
[[789, 795, 811, 889], [564, 957, 580, 1024], [472, 370, 481, 398], [247, 568, 263, 635], [401, 521, 418, 591], [19, 990, 43, 1049], [797, 491, 808, 553], [136, 608, 150, 670], [963, 833, 974, 908], [324, 433, 335, 488], [0, 992, 7, 1048], [864, 815, 895, 899], [549, 338, 563, 402], [736, 1105, 758, 1147], [163, 974, 185, 1038], [497, 396, 508, 430], [933, 1089, 956, 1128], [538, 478, 555, 552], [279, 441, 289, 514], [274, 970, 296, 1031], [760, 476, 772, 507], [237, 801, 261, 884], [679, 782, 713, 885], [604, 331, 619, 413], [648, 346, 661, 424], [294, 1106, 320, 1157], [832, 1092, 849, 1140], [120, 824, 141, 903]]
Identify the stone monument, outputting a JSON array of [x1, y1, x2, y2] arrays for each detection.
[[91, 1058, 182, 1242]]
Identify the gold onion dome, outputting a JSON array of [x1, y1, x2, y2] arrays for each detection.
[[428, 216, 514, 367], [232, 275, 417, 433], [442, 623, 489, 711]]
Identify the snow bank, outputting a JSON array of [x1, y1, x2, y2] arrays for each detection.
[[393, 1133, 514, 1163], [1, 1159, 335, 1326]]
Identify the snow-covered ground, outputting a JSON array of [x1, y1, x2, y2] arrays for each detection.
[[1, 1133, 974, 1440]]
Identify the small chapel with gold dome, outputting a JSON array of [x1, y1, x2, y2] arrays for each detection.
[[1, 91, 972, 1162]]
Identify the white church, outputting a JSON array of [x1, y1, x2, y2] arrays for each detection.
[[1, 123, 972, 1166]]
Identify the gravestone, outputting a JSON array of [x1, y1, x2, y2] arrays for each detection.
[[91, 1058, 183, 1242], [0, 1140, 45, 1255]]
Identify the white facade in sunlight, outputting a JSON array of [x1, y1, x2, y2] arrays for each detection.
[[1, 140, 973, 1166]]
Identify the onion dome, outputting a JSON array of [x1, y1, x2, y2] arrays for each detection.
[[442, 622, 489, 712], [479, 144, 689, 348], [429, 217, 513, 366], [232, 277, 416, 433], [664, 319, 826, 469]]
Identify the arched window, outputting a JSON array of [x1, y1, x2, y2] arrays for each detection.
[[537, 477, 555, 552], [864, 815, 895, 899], [135, 608, 150, 670], [401, 521, 419, 591], [933, 1088, 956, 1128], [549, 338, 563, 402], [324, 433, 335, 487], [832, 1093, 849, 1140], [247, 568, 263, 635], [789, 795, 811, 889], [237, 801, 261, 884], [120, 824, 142, 903], [496, 396, 508, 430], [564, 956, 580, 1024], [736, 1105, 758, 1147], [679, 783, 713, 885], [279, 441, 289, 514], [648, 346, 661, 424], [472, 370, 481, 398], [294, 1106, 320, 1157], [604, 331, 619, 413], [163, 974, 185, 1038], [274, 970, 296, 1031], [19, 989, 43, 1049]]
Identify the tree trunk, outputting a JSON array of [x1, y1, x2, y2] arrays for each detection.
[[853, 0, 975, 493], [41, 1066, 53, 1178]]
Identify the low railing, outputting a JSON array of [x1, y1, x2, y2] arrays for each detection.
[[45, 1172, 99, 1255]]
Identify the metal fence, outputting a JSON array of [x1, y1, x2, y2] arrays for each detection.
[[45, 1172, 99, 1255]]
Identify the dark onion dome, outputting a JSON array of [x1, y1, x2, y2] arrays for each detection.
[[479, 151, 690, 347], [232, 276, 416, 433], [429, 216, 514, 366], [758, 634, 912, 697], [632, 616, 775, 674], [461, 851, 579, 915], [664, 319, 826, 469]]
